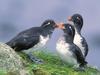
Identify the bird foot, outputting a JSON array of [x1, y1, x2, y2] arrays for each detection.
[[74, 67, 85, 72], [28, 53, 44, 64]]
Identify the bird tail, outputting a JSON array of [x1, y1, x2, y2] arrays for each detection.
[[79, 60, 88, 68], [6, 41, 15, 49]]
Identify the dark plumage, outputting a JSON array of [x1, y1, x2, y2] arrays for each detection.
[[68, 14, 88, 57], [6, 27, 41, 51], [6, 19, 57, 63], [6, 20, 56, 51], [56, 23, 87, 71]]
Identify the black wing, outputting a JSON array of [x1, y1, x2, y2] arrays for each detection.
[[71, 44, 87, 65], [81, 36, 88, 57], [6, 27, 42, 51]]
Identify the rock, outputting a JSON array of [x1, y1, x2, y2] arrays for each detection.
[[0, 42, 31, 75]]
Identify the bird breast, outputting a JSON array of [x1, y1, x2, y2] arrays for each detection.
[[23, 35, 50, 54], [39, 35, 50, 46], [56, 37, 70, 54], [56, 37, 77, 65], [74, 33, 85, 56], [33, 35, 49, 49]]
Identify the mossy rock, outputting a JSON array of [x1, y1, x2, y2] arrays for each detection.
[[0, 44, 100, 75], [0, 42, 32, 75]]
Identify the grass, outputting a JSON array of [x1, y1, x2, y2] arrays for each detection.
[[0, 50, 100, 75], [20, 50, 100, 75]]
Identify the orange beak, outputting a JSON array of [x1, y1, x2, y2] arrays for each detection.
[[56, 22, 65, 29], [68, 16, 72, 21]]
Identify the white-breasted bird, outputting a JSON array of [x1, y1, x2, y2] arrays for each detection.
[[56, 23, 87, 71], [68, 14, 88, 57], [6, 19, 58, 64]]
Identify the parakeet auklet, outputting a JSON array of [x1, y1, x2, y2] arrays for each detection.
[[68, 14, 88, 57], [56, 23, 87, 71], [6, 19, 58, 64]]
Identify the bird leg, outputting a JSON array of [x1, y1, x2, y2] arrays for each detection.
[[27, 53, 44, 64], [74, 66, 85, 72], [73, 63, 87, 72]]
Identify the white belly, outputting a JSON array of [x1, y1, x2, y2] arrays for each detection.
[[23, 35, 49, 54], [56, 37, 77, 65], [34, 35, 50, 48], [68, 21, 85, 56], [74, 34, 85, 56]]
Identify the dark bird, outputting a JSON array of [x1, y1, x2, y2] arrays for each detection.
[[68, 14, 88, 57], [56, 23, 87, 71], [6, 19, 58, 64]]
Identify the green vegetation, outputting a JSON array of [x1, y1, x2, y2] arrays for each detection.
[[21, 50, 100, 75], [0, 50, 100, 75]]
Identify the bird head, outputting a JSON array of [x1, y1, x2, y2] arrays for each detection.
[[68, 14, 83, 31], [57, 23, 75, 38], [41, 19, 58, 29]]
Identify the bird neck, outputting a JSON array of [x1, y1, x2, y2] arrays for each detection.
[[67, 21, 81, 33], [74, 27, 81, 35], [63, 34, 74, 43], [74, 23, 82, 33], [42, 27, 54, 37]]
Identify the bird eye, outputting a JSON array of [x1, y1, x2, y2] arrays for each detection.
[[47, 22, 50, 25], [69, 26, 72, 29], [69, 26, 73, 33], [77, 17, 80, 20]]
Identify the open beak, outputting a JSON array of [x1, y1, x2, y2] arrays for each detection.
[[54, 24, 59, 28], [56, 23, 65, 29], [68, 16, 72, 21]]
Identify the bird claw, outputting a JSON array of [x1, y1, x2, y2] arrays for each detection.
[[28, 53, 44, 64], [74, 67, 85, 72], [31, 58, 44, 64]]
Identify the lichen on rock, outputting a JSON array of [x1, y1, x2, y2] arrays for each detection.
[[0, 42, 31, 75]]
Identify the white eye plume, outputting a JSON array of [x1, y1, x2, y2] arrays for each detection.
[[69, 26, 72, 30], [47, 22, 51, 25], [77, 17, 80, 20], [69, 26, 71, 29]]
